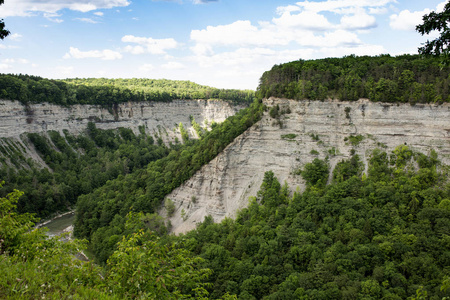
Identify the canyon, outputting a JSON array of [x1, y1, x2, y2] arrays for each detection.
[[163, 98, 450, 234], [1, 98, 449, 235]]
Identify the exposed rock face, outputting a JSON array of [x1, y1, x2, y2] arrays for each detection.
[[0, 99, 242, 138], [164, 98, 450, 234], [0, 99, 243, 165]]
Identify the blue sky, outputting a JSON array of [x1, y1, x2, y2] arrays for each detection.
[[0, 0, 447, 90]]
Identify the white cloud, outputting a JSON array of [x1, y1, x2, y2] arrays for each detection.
[[94, 11, 104, 16], [0, 64, 12, 70], [0, 0, 130, 17], [139, 64, 154, 72], [292, 0, 395, 14], [191, 20, 289, 47], [368, 7, 388, 15], [63, 47, 122, 60], [8, 33, 23, 41], [162, 62, 186, 70], [273, 10, 333, 30], [389, 9, 430, 31], [43, 12, 63, 23], [55, 66, 74, 76], [75, 18, 99, 23], [389, 2, 446, 31], [340, 10, 377, 30], [122, 35, 178, 55], [2, 58, 29, 64]]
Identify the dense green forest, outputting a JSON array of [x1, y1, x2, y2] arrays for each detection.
[[257, 54, 450, 103], [0, 74, 255, 105], [1, 146, 449, 299], [0, 125, 171, 218], [74, 100, 264, 262], [178, 148, 450, 299]]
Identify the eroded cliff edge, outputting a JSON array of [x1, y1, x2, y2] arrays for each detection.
[[0, 99, 243, 164], [164, 98, 450, 234]]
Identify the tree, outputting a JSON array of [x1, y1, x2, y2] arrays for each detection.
[[416, 1, 450, 65], [0, 0, 10, 40]]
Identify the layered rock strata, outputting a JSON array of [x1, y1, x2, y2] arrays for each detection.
[[0, 99, 243, 165], [164, 98, 450, 234]]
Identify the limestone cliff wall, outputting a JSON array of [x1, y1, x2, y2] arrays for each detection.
[[164, 98, 450, 234], [0, 99, 242, 139]]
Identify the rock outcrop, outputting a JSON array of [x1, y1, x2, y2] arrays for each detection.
[[164, 98, 450, 234], [0, 99, 243, 165], [0, 99, 242, 138]]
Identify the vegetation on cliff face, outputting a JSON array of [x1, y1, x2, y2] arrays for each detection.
[[1, 145, 449, 299], [0, 125, 170, 218], [173, 147, 450, 299], [0, 186, 213, 299], [0, 74, 255, 105], [257, 54, 450, 103], [74, 100, 264, 262]]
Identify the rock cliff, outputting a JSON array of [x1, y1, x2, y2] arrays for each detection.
[[163, 98, 450, 234], [0, 99, 243, 164]]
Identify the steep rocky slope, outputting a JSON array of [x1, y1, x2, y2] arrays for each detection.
[[0, 99, 243, 164], [164, 98, 450, 234]]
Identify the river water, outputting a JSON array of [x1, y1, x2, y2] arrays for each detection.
[[42, 212, 76, 237], [40, 212, 88, 261]]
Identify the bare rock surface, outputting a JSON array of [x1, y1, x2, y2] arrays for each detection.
[[0, 99, 243, 166], [163, 98, 450, 234], [0, 99, 242, 139]]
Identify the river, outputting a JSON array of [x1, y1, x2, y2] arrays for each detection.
[[38, 212, 88, 261], [40, 211, 75, 237]]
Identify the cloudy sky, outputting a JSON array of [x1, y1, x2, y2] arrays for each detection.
[[0, 0, 446, 90]]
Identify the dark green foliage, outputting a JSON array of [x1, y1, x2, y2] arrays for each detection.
[[74, 100, 264, 262], [0, 191, 210, 299], [0, 125, 169, 218], [0, 75, 255, 105], [177, 149, 449, 299], [301, 158, 329, 187], [257, 54, 450, 103], [281, 133, 297, 140], [333, 154, 363, 183], [416, 0, 450, 66], [0, 1, 9, 40]]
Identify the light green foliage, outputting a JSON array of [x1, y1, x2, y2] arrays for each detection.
[[0, 190, 210, 299], [0, 183, 33, 254], [0, 75, 255, 105], [191, 117, 204, 138], [181, 208, 187, 221], [179, 147, 450, 299], [348, 134, 364, 146], [165, 198, 175, 217], [0, 123, 169, 219], [75, 100, 264, 263], [106, 228, 211, 299], [179, 122, 189, 143], [257, 54, 450, 103]]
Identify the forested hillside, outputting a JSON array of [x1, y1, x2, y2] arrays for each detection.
[[0, 74, 255, 105], [74, 100, 264, 262], [0, 125, 170, 218], [1, 146, 449, 299], [257, 54, 450, 104], [177, 148, 450, 299]]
